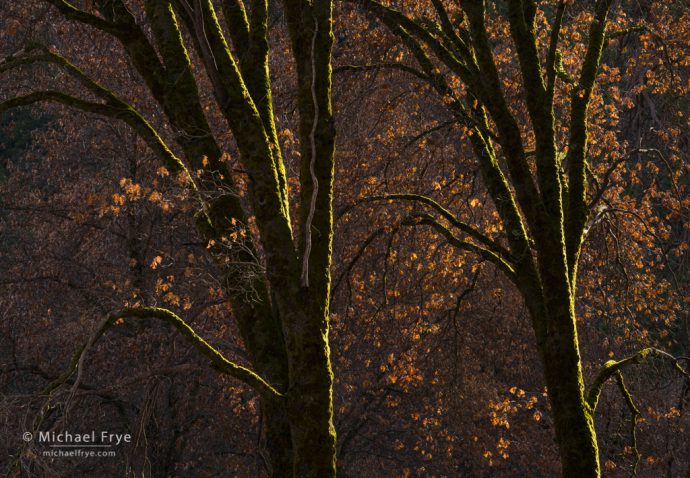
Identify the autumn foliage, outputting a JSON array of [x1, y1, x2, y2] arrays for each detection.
[[1, 1, 689, 477]]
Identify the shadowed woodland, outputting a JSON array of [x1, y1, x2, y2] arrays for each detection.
[[0, 1, 689, 477]]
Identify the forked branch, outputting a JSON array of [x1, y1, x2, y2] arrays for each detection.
[[365, 193, 512, 261], [403, 213, 516, 281], [587, 347, 689, 411]]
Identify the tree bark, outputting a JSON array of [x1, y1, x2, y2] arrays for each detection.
[[530, 234, 600, 477], [285, 300, 337, 477], [539, 309, 600, 478], [9, 1, 338, 475]]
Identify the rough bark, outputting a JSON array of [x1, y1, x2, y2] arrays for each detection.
[[348, 0, 620, 475], [2, 1, 337, 476], [282, 2, 338, 475]]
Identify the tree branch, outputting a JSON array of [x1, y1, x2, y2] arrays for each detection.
[[461, 0, 544, 238], [546, 2, 567, 102], [365, 193, 513, 261], [607, 24, 646, 40], [46, 0, 169, 96], [0, 91, 191, 183], [404, 213, 516, 281], [43, 0, 121, 34], [349, 0, 478, 82], [348, 1, 531, 256], [174, 0, 300, 288], [334, 63, 428, 82], [221, 0, 251, 59], [506, 0, 562, 224], [587, 153, 629, 209], [587, 347, 689, 411], [45, 307, 284, 399], [565, 0, 615, 284], [333, 227, 386, 294], [402, 120, 457, 150], [429, 0, 474, 65], [614, 371, 641, 478]]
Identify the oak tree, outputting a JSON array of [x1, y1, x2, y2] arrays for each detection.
[[1, 1, 337, 476], [342, 0, 689, 476]]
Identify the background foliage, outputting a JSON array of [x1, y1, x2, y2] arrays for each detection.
[[1, 0, 688, 476]]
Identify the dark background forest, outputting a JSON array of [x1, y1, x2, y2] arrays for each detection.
[[0, 0, 688, 477]]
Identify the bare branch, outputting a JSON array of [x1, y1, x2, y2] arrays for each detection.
[[45, 307, 284, 399], [334, 63, 428, 82], [588, 154, 629, 209], [333, 227, 386, 294], [365, 193, 513, 261], [546, 2, 567, 100], [587, 347, 689, 411], [614, 371, 641, 478], [43, 0, 120, 34], [403, 120, 457, 150], [0, 90, 192, 185]]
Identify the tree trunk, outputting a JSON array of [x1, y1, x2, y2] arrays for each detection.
[[531, 244, 600, 477], [272, 288, 336, 477], [540, 310, 600, 478], [262, 396, 293, 476], [287, 317, 337, 478], [281, 2, 338, 475]]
